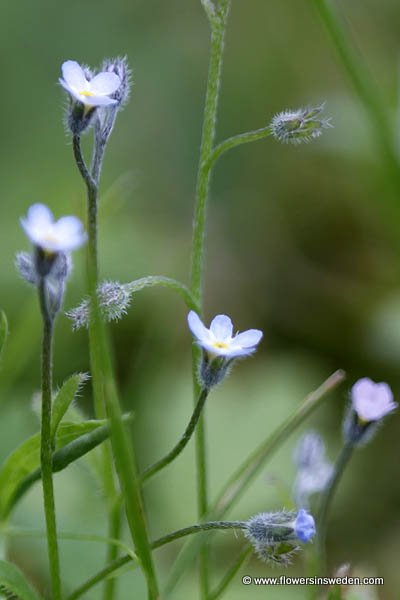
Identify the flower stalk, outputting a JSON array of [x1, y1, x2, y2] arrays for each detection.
[[38, 277, 62, 600], [190, 3, 231, 596], [72, 128, 159, 599]]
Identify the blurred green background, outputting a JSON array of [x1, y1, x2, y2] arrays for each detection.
[[0, 0, 399, 598]]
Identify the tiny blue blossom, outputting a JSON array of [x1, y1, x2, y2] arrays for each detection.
[[21, 204, 87, 254], [60, 60, 120, 107], [187, 311, 262, 358], [351, 378, 397, 422], [293, 509, 315, 543]]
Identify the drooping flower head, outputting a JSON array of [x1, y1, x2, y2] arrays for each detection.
[[187, 311, 262, 358], [351, 378, 397, 423], [21, 204, 87, 254], [59, 60, 120, 107]]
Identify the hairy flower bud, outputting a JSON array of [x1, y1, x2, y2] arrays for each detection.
[[243, 509, 315, 566], [270, 104, 331, 144], [66, 280, 133, 329]]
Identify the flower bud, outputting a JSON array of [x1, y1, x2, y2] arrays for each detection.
[[243, 509, 315, 565], [270, 104, 331, 144], [66, 280, 133, 329]]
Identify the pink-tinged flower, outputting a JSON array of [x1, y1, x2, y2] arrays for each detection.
[[187, 311, 262, 358], [351, 378, 397, 422], [60, 60, 120, 107]]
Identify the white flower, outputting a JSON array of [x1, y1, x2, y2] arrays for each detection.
[[21, 204, 87, 253], [187, 311, 262, 358], [59, 60, 120, 107], [351, 377, 397, 422]]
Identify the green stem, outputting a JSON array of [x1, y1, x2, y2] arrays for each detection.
[[67, 520, 246, 600], [141, 388, 209, 482], [311, 0, 400, 200], [316, 440, 354, 576], [163, 369, 346, 596], [207, 126, 272, 171], [102, 501, 122, 600], [190, 3, 231, 597], [126, 276, 198, 311], [38, 278, 62, 600], [73, 135, 159, 600], [209, 545, 252, 600]]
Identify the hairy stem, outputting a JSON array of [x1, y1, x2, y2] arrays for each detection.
[[142, 388, 209, 482], [67, 520, 246, 600], [72, 135, 159, 600], [207, 126, 272, 170], [38, 278, 62, 600], [190, 3, 231, 596]]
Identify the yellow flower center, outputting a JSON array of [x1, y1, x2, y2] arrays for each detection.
[[213, 341, 229, 350], [80, 90, 95, 97]]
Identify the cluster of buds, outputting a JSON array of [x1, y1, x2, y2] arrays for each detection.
[[270, 104, 331, 145], [66, 281, 133, 330], [243, 509, 316, 566]]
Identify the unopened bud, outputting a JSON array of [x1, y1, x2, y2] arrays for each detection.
[[270, 104, 331, 145]]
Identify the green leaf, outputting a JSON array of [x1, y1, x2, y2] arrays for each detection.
[[0, 311, 8, 361], [0, 420, 106, 518], [51, 373, 89, 441], [0, 560, 42, 600]]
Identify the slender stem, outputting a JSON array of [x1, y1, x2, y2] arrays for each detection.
[[67, 520, 246, 600], [126, 276, 198, 311], [316, 440, 354, 576], [209, 545, 252, 600], [312, 0, 400, 204], [163, 370, 346, 596], [73, 135, 159, 599], [38, 278, 62, 600], [141, 388, 209, 481], [102, 501, 122, 600], [207, 126, 272, 171], [190, 4, 231, 597]]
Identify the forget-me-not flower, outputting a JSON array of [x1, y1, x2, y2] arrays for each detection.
[[21, 204, 87, 254], [60, 60, 120, 107], [187, 311, 262, 358], [351, 378, 397, 423]]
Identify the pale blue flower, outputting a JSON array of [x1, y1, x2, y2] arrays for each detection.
[[187, 311, 262, 358], [60, 60, 120, 107], [294, 509, 315, 543], [21, 204, 86, 253], [351, 378, 397, 422]]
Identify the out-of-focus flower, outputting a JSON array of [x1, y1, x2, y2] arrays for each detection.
[[293, 431, 333, 508], [187, 311, 262, 358], [351, 378, 397, 422], [21, 204, 86, 254], [60, 60, 120, 107]]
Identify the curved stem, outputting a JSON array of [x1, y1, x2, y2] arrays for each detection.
[[207, 126, 272, 171], [316, 440, 354, 576], [38, 278, 61, 600], [126, 276, 198, 311], [67, 520, 246, 600], [141, 388, 209, 482]]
